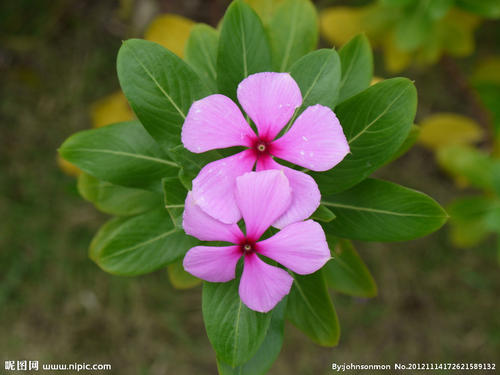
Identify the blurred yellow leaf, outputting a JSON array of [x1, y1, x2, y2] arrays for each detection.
[[418, 113, 483, 150], [320, 7, 367, 46], [473, 57, 500, 84], [57, 154, 81, 177], [144, 14, 194, 57], [167, 260, 201, 290], [90, 91, 134, 128], [382, 34, 411, 73]]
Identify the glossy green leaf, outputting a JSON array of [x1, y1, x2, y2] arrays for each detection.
[[456, 0, 500, 18], [323, 238, 377, 297], [312, 78, 417, 195], [310, 205, 336, 223], [289, 48, 341, 113], [202, 279, 272, 367], [269, 0, 318, 72], [59, 121, 178, 192], [78, 173, 161, 216], [167, 145, 223, 190], [90, 208, 198, 276], [322, 178, 448, 242], [387, 124, 420, 163], [185, 24, 219, 93], [167, 259, 201, 289], [286, 270, 340, 346], [337, 34, 373, 104], [117, 39, 208, 148], [217, 299, 286, 375], [162, 176, 187, 227], [217, 0, 272, 100]]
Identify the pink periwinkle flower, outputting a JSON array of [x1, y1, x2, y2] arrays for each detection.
[[182, 169, 331, 313], [182, 72, 349, 228]]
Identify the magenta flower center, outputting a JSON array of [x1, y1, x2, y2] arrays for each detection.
[[251, 137, 273, 157], [240, 239, 257, 254]]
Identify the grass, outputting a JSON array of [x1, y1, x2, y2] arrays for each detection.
[[1, 1, 499, 374]]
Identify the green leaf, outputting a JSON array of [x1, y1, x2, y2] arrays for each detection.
[[268, 0, 318, 72], [387, 124, 420, 163], [289, 48, 341, 113], [202, 279, 272, 367], [167, 259, 201, 289], [337, 34, 373, 104], [78, 173, 161, 216], [456, 0, 500, 18], [447, 196, 494, 248], [323, 238, 377, 297], [167, 145, 223, 190], [217, 0, 272, 100], [117, 39, 208, 148], [217, 299, 286, 375], [286, 270, 340, 346], [322, 178, 448, 242], [312, 78, 417, 195], [185, 24, 219, 93], [162, 176, 187, 227], [59, 121, 178, 192], [310, 205, 336, 223], [394, 1, 432, 52], [90, 208, 198, 276]]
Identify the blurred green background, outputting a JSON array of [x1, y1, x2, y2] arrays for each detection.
[[1, 0, 499, 374]]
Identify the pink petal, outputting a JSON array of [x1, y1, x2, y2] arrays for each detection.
[[235, 170, 292, 241], [239, 253, 293, 313], [257, 157, 320, 229], [182, 94, 256, 153], [183, 245, 242, 282], [192, 150, 256, 224], [237, 72, 302, 141], [272, 104, 350, 171], [257, 220, 331, 275], [183, 192, 244, 243]]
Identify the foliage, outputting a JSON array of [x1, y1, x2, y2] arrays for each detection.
[[416, 57, 500, 261], [58, 0, 447, 372], [320, 0, 498, 73]]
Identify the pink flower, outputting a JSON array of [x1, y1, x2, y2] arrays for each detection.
[[182, 72, 349, 228], [182, 169, 331, 313]]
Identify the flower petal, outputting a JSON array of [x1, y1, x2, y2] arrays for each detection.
[[183, 245, 241, 282], [192, 150, 256, 224], [235, 169, 291, 240], [182, 94, 255, 153], [272, 104, 350, 171], [183, 192, 244, 243], [257, 157, 320, 228], [239, 253, 293, 313], [257, 220, 331, 275], [237, 72, 302, 141]]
